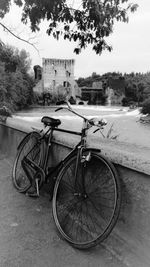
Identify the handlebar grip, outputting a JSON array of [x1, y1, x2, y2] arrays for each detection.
[[93, 128, 100, 133], [55, 107, 63, 112]]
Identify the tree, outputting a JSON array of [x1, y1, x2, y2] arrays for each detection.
[[0, 0, 138, 54], [141, 98, 150, 115], [124, 73, 150, 105], [0, 43, 34, 110]]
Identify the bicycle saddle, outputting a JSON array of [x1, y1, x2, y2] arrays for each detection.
[[41, 116, 61, 127]]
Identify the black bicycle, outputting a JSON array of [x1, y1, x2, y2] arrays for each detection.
[[12, 102, 121, 249]]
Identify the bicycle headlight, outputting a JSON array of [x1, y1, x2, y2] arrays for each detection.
[[89, 118, 107, 127]]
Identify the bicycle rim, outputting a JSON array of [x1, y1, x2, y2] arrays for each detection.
[[52, 152, 121, 249], [12, 132, 44, 193]]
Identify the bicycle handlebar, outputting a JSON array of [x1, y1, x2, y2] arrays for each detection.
[[55, 101, 107, 129]]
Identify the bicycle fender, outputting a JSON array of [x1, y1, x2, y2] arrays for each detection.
[[17, 131, 40, 150], [84, 148, 101, 153]]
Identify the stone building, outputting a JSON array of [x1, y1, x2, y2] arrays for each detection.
[[33, 65, 43, 95], [42, 58, 78, 98], [33, 58, 80, 101], [80, 81, 104, 105]]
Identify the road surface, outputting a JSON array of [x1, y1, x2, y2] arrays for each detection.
[[0, 155, 128, 267]]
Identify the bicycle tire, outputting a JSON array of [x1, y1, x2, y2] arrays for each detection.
[[52, 150, 121, 249], [12, 131, 45, 193]]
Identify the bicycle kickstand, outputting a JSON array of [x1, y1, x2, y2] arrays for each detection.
[[35, 178, 40, 197]]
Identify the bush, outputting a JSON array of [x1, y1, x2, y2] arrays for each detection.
[[51, 92, 66, 104], [0, 44, 34, 111], [141, 98, 150, 115], [0, 101, 15, 112], [122, 97, 134, 106], [68, 96, 76, 104]]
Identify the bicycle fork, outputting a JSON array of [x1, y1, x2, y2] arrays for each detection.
[[74, 148, 91, 199]]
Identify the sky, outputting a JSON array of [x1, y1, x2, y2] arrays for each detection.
[[0, 0, 150, 78]]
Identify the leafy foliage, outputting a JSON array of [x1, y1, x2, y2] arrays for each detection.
[[76, 71, 150, 106], [124, 72, 150, 105], [0, 0, 11, 18], [51, 91, 67, 104], [141, 98, 150, 115], [0, 0, 138, 54], [0, 43, 34, 111], [105, 123, 119, 140]]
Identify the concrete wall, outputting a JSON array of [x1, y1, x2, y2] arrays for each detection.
[[1, 117, 150, 266]]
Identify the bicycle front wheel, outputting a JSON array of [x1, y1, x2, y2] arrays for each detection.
[[52, 151, 121, 249], [12, 131, 45, 193]]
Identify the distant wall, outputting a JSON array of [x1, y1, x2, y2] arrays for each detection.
[[1, 117, 150, 266]]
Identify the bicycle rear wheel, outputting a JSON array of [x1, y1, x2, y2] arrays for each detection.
[[52, 151, 121, 249], [12, 131, 45, 193]]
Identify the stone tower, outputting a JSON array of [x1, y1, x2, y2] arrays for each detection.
[[42, 58, 76, 98]]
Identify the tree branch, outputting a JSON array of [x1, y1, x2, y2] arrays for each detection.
[[0, 22, 39, 55]]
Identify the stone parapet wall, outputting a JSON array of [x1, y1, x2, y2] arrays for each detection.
[[0, 117, 150, 266], [2, 117, 150, 175]]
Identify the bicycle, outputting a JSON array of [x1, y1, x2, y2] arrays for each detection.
[[12, 102, 121, 249]]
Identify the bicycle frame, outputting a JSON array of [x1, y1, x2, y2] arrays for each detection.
[[21, 103, 103, 193], [45, 117, 100, 186], [20, 126, 81, 185], [13, 103, 121, 249], [44, 126, 83, 182]]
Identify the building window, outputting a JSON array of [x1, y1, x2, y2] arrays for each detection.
[[66, 82, 70, 87], [53, 80, 56, 87], [66, 71, 71, 77]]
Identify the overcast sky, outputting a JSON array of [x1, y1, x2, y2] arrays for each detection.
[[0, 0, 149, 78]]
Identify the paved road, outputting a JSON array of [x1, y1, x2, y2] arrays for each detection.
[[0, 155, 127, 267]]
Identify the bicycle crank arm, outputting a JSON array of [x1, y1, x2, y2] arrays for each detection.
[[23, 157, 39, 171], [21, 158, 33, 185], [22, 157, 45, 183]]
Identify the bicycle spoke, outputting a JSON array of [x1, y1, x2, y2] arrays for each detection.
[[88, 197, 114, 225], [53, 152, 121, 249], [81, 200, 98, 241], [59, 180, 75, 193], [85, 201, 102, 237], [57, 198, 82, 223], [65, 164, 76, 187]]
